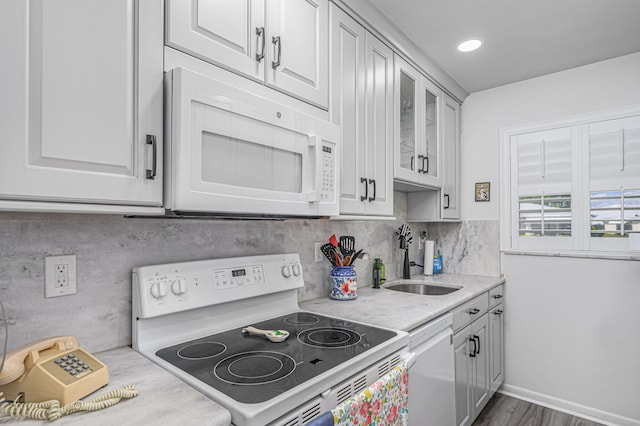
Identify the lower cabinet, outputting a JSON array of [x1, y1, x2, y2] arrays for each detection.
[[454, 314, 490, 426], [489, 303, 505, 393], [453, 286, 504, 426]]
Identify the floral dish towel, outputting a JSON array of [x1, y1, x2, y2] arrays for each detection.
[[332, 361, 409, 426]]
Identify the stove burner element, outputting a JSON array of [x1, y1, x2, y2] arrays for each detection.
[[283, 313, 320, 326], [214, 351, 296, 385], [177, 342, 227, 360], [297, 327, 362, 348]]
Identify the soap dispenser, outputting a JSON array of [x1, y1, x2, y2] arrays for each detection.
[[372, 258, 386, 289]]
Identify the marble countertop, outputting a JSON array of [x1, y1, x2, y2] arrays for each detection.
[[0, 347, 231, 425], [300, 273, 505, 332]]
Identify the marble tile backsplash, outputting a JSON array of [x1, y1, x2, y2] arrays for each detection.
[[0, 193, 500, 352], [0, 193, 436, 352]]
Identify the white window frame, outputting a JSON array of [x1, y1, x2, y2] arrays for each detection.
[[500, 105, 640, 258]]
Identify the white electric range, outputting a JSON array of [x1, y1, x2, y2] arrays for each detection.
[[132, 254, 409, 426]]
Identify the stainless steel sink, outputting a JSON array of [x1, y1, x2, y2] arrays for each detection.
[[384, 282, 461, 296]]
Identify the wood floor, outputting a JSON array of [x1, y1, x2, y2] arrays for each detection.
[[472, 394, 604, 426]]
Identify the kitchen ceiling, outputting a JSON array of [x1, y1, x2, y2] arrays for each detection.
[[366, 0, 640, 93]]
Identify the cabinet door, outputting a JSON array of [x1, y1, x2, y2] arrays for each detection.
[[267, 0, 328, 109], [471, 314, 491, 415], [442, 93, 461, 219], [330, 4, 366, 215], [0, 0, 163, 207], [364, 33, 394, 216], [166, 0, 265, 82], [489, 304, 505, 393], [454, 325, 473, 426], [394, 55, 422, 184], [420, 77, 442, 188]]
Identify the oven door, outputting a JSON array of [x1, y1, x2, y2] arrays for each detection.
[[166, 67, 339, 216]]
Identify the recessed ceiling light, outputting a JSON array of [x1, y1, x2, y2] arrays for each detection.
[[457, 39, 482, 53]]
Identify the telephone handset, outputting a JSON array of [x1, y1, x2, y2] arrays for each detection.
[[0, 336, 109, 405]]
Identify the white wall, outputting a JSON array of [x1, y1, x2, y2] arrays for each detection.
[[460, 52, 640, 425], [460, 52, 640, 220]]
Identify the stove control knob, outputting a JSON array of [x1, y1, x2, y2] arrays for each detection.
[[171, 279, 187, 295], [281, 265, 292, 278], [150, 281, 168, 299], [292, 264, 301, 277]]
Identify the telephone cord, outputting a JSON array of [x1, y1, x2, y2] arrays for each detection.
[[0, 384, 139, 421]]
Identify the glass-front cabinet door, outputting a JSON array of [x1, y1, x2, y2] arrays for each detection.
[[394, 54, 442, 188], [422, 78, 441, 187], [395, 57, 420, 182]]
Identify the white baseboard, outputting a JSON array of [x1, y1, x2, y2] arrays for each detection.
[[498, 384, 640, 426]]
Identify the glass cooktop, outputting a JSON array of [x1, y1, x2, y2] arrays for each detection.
[[155, 312, 397, 404]]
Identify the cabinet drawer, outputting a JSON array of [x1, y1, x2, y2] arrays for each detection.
[[488, 285, 504, 308], [452, 292, 489, 332]]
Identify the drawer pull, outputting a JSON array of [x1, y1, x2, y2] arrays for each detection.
[[492, 294, 503, 299], [468, 308, 480, 315], [493, 309, 503, 315]]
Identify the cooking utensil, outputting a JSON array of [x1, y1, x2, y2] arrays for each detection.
[[329, 249, 343, 266], [242, 326, 290, 343], [329, 234, 339, 247], [321, 243, 336, 264], [339, 236, 355, 257], [348, 249, 364, 266]]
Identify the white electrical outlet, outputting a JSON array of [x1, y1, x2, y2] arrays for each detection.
[[314, 242, 324, 263], [45, 255, 77, 298]]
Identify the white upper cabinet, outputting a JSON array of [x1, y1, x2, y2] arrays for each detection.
[[394, 55, 442, 189], [441, 93, 461, 219], [166, 0, 265, 82], [167, 0, 328, 109], [0, 0, 163, 213], [330, 4, 393, 216]]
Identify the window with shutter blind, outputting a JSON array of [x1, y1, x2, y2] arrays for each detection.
[[502, 108, 640, 255]]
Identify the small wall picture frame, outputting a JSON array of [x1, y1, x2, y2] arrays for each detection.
[[475, 182, 490, 202]]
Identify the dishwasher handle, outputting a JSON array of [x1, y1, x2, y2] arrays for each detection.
[[401, 352, 417, 369]]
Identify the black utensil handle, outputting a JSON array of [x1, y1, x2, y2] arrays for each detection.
[[360, 177, 368, 201], [368, 179, 376, 201], [146, 134, 157, 180]]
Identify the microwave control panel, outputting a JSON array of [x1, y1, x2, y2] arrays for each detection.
[[320, 143, 336, 201]]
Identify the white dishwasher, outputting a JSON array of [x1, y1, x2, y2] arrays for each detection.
[[408, 313, 456, 426]]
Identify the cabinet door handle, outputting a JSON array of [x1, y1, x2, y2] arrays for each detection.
[[473, 335, 481, 355], [492, 294, 503, 299], [272, 36, 281, 69], [469, 336, 477, 357], [422, 156, 429, 174], [444, 194, 450, 209], [493, 309, 503, 315], [368, 179, 376, 202], [256, 27, 265, 62], [410, 156, 415, 171], [360, 177, 368, 201], [146, 134, 157, 180], [468, 308, 480, 315], [417, 155, 425, 173]]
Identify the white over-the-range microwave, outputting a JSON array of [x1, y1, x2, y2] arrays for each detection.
[[164, 67, 340, 218]]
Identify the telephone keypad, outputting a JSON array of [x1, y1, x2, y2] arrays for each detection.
[[54, 353, 94, 378]]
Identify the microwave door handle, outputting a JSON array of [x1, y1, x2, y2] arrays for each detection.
[[306, 135, 320, 203]]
